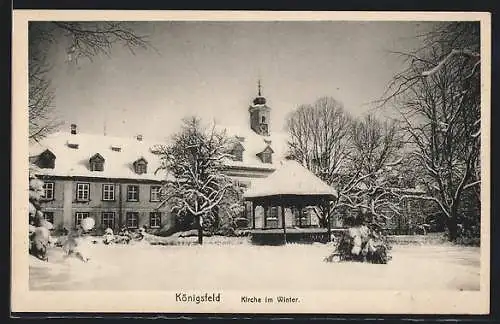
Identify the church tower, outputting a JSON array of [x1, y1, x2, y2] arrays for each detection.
[[249, 80, 271, 136]]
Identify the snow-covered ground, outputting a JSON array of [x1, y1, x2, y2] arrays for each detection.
[[29, 237, 480, 291]]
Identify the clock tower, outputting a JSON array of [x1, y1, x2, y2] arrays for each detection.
[[249, 80, 271, 136]]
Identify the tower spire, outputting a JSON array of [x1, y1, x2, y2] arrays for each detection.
[[249, 79, 270, 136]]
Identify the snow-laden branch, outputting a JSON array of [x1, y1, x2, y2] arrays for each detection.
[[465, 60, 481, 79], [155, 116, 242, 238], [463, 180, 481, 190], [422, 48, 480, 77]]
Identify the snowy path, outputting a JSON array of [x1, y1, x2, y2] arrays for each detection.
[[29, 240, 480, 291]]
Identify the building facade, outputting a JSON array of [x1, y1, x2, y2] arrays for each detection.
[[30, 83, 315, 233]]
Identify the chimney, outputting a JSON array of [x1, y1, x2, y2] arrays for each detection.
[[136, 134, 143, 142], [70, 124, 77, 135]]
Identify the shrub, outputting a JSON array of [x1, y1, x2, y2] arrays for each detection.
[[325, 226, 392, 264]]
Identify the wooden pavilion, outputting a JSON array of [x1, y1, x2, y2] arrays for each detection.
[[243, 160, 338, 244]]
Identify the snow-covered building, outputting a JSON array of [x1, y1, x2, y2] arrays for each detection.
[[29, 82, 303, 233]]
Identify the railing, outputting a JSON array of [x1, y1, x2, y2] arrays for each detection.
[[250, 228, 347, 245]]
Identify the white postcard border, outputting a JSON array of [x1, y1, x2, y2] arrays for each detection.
[[11, 10, 491, 315]]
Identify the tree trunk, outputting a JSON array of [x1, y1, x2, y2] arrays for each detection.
[[447, 213, 458, 242], [318, 206, 327, 228], [326, 201, 331, 242], [198, 215, 203, 245]]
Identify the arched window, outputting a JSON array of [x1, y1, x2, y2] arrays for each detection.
[[37, 149, 56, 169], [256, 145, 274, 164], [89, 153, 105, 171], [261, 152, 272, 164], [133, 157, 148, 175], [231, 142, 245, 162]]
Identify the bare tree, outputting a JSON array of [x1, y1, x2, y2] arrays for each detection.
[[28, 22, 152, 142], [381, 22, 481, 241], [285, 97, 352, 227], [319, 114, 404, 264], [286, 98, 404, 229], [286, 97, 352, 181], [152, 117, 239, 244], [334, 114, 404, 230]]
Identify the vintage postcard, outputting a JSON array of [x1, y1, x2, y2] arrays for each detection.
[[12, 10, 490, 315]]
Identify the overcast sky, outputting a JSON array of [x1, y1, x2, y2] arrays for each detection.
[[45, 21, 435, 141]]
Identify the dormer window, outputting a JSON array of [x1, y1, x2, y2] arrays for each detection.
[[230, 142, 245, 162], [67, 138, 79, 149], [133, 157, 148, 175], [136, 163, 147, 174], [111, 146, 121, 152], [89, 153, 105, 172], [37, 149, 56, 169], [256, 145, 274, 164], [261, 152, 272, 164]]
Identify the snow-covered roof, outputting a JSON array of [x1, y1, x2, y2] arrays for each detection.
[[29, 132, 171, 181], [29, 125, 291, 181], [216, 124, 290, 170], [243, 160, 338, 199]]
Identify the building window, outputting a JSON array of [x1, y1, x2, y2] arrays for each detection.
[[41, 182, 54, 200], [43, 211, 54, 224], [260, 124, 268, 135], [89, 153, 105, 172], [294, 208, 310, 227], [133, 158, 148, 175], [295, 215, 309, 227], [150, 212, 161, 228], [231, 142, 245, 162], [126, 212, 139, 229], [135, 163, 147, 174], [76, 183, 90, 201], [267, 207, 278, 221], [232, 149, 243, 161], [127, 185, 139, 201], [261, 152, 272, 164], [244, 202, 252, 219], [75, 212, 90, 226], [102, 184, 115, 201], [257, 146, 273, 164], [101, 212, 115, 229], [150, 186, 162, 202], [37, 149, 56, 169], [90, 161, 104, 171]]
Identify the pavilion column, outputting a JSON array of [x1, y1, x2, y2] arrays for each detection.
[[252, 202, 256, 229], [263, 204, 267, 229], [297, 207, 301, 228], [298, 204, 303, 228], [281, 203, 286, 244], [326, 199, 332, 242]]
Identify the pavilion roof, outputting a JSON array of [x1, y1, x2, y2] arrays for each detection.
[[243, 160, 338, 200]]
